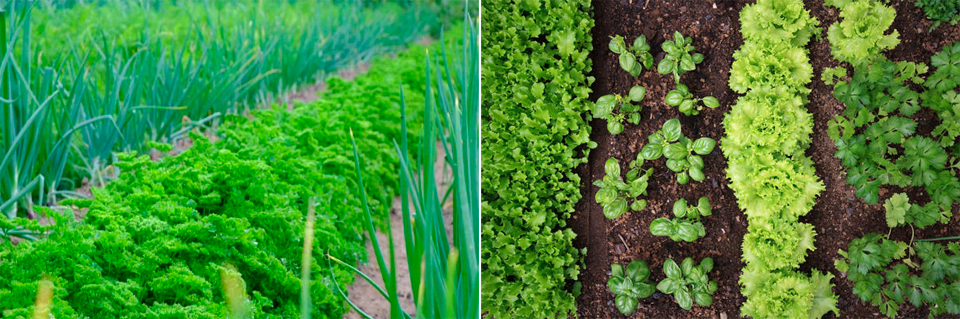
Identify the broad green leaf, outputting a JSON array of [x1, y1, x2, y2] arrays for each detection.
[[689, 167, 705, 182], [650, 218, 673, 236], [629, 86, 646, 102], [605, 158, 621, 177], [673, 199, 687, 218], [676, 288, 693, 310], [665, 90, 685, 106], [595, 95, 617, 118], [702, 96, 719, 108], [620, 52, 637, 74], [663, 144, 687, 160], [692, 138, 715, 155], [615, 294, 638, 314], [641, 144, 663, 160]]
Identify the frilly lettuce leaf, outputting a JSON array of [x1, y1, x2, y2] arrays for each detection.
[[740, 0, 820, 47], [827, 0, 900, 66], [729, 41, 813, 95], [721, 88, 813, 161]]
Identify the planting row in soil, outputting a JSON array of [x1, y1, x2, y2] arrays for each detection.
[[571, 0, 960, 318]]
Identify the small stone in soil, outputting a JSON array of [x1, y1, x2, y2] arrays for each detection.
[[614, 244, 624, 255], [706, 14, 712, 20]]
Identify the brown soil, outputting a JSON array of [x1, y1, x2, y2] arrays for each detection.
[[571, 1, 960, 318]]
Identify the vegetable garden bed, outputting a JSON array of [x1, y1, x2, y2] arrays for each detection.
[[570, 1, 960, 318]]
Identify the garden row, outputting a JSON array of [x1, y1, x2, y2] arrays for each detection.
[[823, 0, 960, 317], [482, 0, 960, 317], [0, 36, 442, 318], [1, 0, 439, 221], [480, 0, 595, 317]]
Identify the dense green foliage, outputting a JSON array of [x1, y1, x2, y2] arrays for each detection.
[[649, 197, 711, 243], [724, 0, 838, 317], [0, 40, 434, 317], [640, 119, 715, 185], [1, 0, 438, 219], [481, 0, 595, 317], [656, 257, 717, 310], [915, 0, 960, 28], [836, 234, 960, 318], [825, 0, 899, 66], [825, 2, 960, 316], [594, 155, 652, 219], [607, 260, 654, 314]]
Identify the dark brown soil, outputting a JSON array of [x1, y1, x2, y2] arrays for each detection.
[[570, 1, 960, 318]]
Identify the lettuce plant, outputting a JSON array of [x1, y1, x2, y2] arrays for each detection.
[[594, 85, 646, 134], [656, 257, 717, 310], [657, 31, 704, 83], [826, 0, 899, 66], [739, 0, 820, 47], [640, 119, 715, 184], [649, 197, 711, 242], [729, 41, 813, 95], [727, 1, 838, 317], [594, 154, 652, 219], [609, 35, 653, 77], [664, 83, 719, 116], [607, 260, 655, 314]]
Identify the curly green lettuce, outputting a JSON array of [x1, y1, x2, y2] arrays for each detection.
[[740, 268, 839, 319], [729, 41, 813, 95], [742, 221, 817, 271], [727, 154, 824, 226], [827, 0, 900, 66], [740, 0, 820, 47], [721, 88, 813, 160]]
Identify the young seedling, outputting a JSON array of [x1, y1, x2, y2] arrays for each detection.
[[665, 83, 719, 116], [657, 257, 718, 310], [640, 119, 715, 184], [594, 153, 653, 219], [594, 85, 647, 134], [658, 31, 705, 83], [650, 197, 712, 242], [607, 260, 655, 314], [609, 35, 654, 77]]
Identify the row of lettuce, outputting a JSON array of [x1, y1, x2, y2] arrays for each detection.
[[823, 0, 960, 317], [1, 0, 439, 221], [723, 1, 839, 317], [480, 0, 595, 317], [0, 37, 439, 317]]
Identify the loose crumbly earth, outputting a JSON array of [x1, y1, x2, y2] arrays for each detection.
[[570, 0, 960, 318]]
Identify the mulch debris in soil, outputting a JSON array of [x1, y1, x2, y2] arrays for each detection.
[[570, 1, 960, 318]]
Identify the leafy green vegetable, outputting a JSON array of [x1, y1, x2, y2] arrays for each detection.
[[641, 119, 715, 184], [729, 41, 813, 95], [650, 197, 711, 242], [593, 85, 646, 134], [739, 0, 821, 47], [481, 0, 595, 317], [609, 35, 654, 77], [664, 83, 719, 116], [727, 1, 837, 317], [656, 257, 717, 310], [607, 260, 655, 314], [594, 154, 653, 219], [0, 36, 437, 318], [835, 234, 960, 318], [915, 0, 960, 29], [826, 0, 900, 66], [657, 31, 705, 83]]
